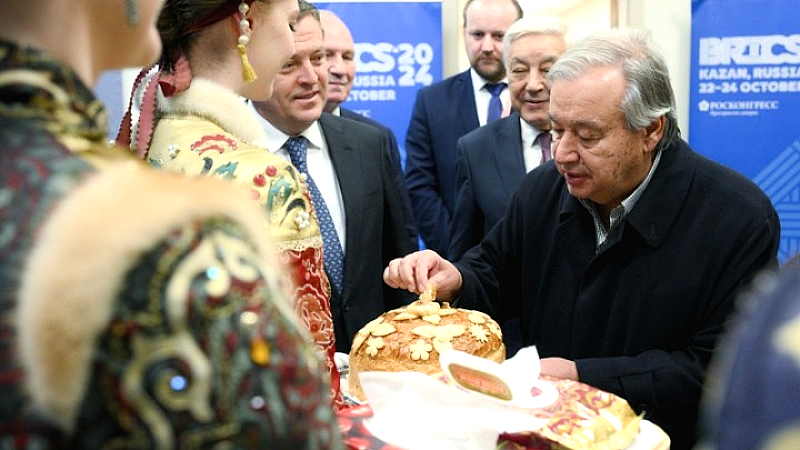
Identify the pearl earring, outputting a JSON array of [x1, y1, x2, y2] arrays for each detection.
[[237, 2, 258, 82]]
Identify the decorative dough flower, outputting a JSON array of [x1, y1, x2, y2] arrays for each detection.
[[468, 313, 486, 324], [410, 339, 433, 361], [487, 322, 503, 338], [469, 324, 489, 342], [366, 337, 385, 357]]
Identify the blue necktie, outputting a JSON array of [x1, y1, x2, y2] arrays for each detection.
[[284, 136, 345, 295], [485, 82, 506, 123]]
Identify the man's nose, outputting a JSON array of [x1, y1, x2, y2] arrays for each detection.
[[552, 133, 576, 162], [480, 35, 495, 53], [328, 54, 344, 73], [298, 60, 318, 82], [526, 71, 545, 92]]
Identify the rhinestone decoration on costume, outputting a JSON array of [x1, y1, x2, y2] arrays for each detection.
[[0, 37, 342, 445], [284, 136, 346, 295]]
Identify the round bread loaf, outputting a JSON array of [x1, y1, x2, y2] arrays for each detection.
[[348, 289, 506, 402]]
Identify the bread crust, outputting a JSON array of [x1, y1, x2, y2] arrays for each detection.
[[348, 299, 506, 401]]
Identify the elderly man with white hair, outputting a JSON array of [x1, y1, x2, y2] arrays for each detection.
[[384, 28, 780, 450]]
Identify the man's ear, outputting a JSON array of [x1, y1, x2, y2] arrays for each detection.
[[643, 116, 665, 152]]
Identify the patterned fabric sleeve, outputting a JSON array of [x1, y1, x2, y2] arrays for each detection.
[[16, 164, 344, 449], [149, 113, 344, 409], [0, 40, 342, 448], [80, 218, 340, 448]]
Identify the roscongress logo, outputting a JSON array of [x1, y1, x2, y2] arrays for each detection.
[[697, 99, 780, 116]]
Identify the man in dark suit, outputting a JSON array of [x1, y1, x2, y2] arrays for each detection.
[[319, 9, 416, 243], [450, 16, 568, 261], [404, 0, 522, 255], [252, 4, 416, 352]]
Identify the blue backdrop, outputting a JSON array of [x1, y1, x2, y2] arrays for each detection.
[[315, 1, 443, 170], [690, 0, 800, 262]]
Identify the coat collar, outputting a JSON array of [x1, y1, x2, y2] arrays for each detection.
[[626, 139, 694, 249], [556, 139, 694, 250]]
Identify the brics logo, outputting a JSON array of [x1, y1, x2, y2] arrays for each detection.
[[699, 34, 800, 66]]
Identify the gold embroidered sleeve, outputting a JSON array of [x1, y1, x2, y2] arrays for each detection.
[[148, 122, 323, 251]]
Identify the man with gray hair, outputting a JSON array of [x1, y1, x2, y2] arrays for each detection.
[[383, 28, 779, 449]]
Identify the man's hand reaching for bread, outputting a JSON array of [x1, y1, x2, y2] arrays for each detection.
[[383, 250, 463, 303]]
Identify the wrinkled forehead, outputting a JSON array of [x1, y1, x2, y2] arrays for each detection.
[[549, 67, 626, 123], [292, 15, 324, 51]]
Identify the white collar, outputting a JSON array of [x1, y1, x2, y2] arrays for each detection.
[[248, 105, 325, 153], [519, 118, 546, 144], [469, 68, 507, 93]]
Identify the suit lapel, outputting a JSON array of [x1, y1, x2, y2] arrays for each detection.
[[340, 108, 357, 121], [492, 114, 526, 198], [455, 71, 479, 135], [318, 114, 361, 290]]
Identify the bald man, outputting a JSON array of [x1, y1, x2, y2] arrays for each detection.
[[320, 10, 356, 113], [320, 10, 416, 243]]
